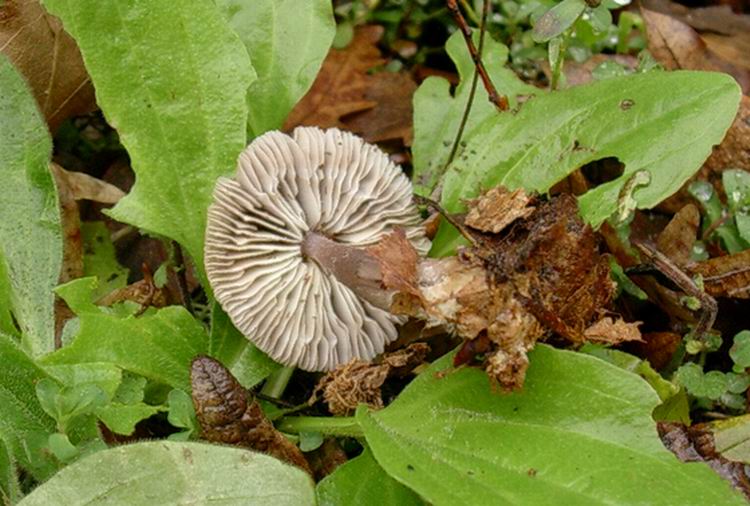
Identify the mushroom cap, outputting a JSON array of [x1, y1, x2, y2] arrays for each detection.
[[205, 127, 429, 371]]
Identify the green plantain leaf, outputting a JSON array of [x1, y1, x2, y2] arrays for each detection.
[[0, 333, 57, 481], [18, 442, 315, 505], [0, 435, 20, 505], [429, 70, 739, 255], [317, 447, 424, 506], [412, 31, 537, 197], [0, 56, 60, 356], [42, 0, 255, 286], [217, 0, 335, 137], [43, 278, 208, 391], [358, 345, 745, 505]]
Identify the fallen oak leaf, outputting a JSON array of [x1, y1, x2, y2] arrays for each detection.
[[284, 25, 382, 131], [583, 317, 644, 345], [0, 0, 96, 130], [190, 356, 311, 474], [284, 25, 416, 146]]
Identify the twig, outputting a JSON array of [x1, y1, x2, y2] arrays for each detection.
[[633, 241, 717, 341], [446, 0, 509, 111], [172, 241, 193, 313]]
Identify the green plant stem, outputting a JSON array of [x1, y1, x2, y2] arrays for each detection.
[[459, 0, 481, 25], [260, 366, 295, 399], [276, 416, 363, 438]]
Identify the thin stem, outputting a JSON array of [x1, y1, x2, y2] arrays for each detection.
[[437, 0, 494, 201], [276, 416, 363, 438], [260, 366, 295, 399], [458, 0, 481, 25], [446, 0, 508, 111]]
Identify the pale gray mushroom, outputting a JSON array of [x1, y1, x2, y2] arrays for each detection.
[[205, 127, 430, 371]]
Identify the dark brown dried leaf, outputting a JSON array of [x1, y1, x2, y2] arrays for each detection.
[[657, 204, 700, 267], [191, 356, 311, 473]]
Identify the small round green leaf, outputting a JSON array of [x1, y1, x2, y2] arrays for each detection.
[[532, 0, 587, 42]]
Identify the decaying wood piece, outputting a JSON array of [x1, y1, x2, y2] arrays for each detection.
[[190, 356, 311, 474]]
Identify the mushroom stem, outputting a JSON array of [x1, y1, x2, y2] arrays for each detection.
[[301, 231, 392, 311]]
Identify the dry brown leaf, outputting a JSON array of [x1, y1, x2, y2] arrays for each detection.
[[690, 248, 750, 298], [191, 356, 311, 474], [0, 0, 96, 130], [583, 317, 643, 344], [284, 25, 416, 145], [464, 187, 535, 234], [49, 163, 125, 204], [641, 6, 749, 88], [343, 70, 417, 145], [284, 25, 382, 131], [631, 331, 682, 370], [312, 343, 429, 416], [657, 204, 700, 267]]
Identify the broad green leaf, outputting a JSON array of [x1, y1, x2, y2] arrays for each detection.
[[0, 56, 60, 356], [317, 447, 424, 506], [44, 279, 208, 390], [81, 222, 128, 300], [0, 436, 20, 505], [532, 0, 586, 42], [18, 441, 315, 506], [42, 306, 207, 391], [95, 403, 164, 436], [210, 303, 279, 388], [711, 414, 750, 464], [0, 333, 57, 480], [432, 71, 740, 255], [167, 389, 199, 440], [412, 31, 537, 197], [579, 344, 689, 423], [45, 362, 123, 401], [358, 345, 745, 505], [42, 0, 255, 286], [218, 0, 335, 136]]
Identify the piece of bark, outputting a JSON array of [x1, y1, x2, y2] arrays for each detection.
[[191, 356, 311, 474]]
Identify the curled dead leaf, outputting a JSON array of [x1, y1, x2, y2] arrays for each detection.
[[656, 204, 700, 267], [284, 25, 416, 145], [191, 356, 311, 473], [0, 0, 96, 130], [583, 317, 643, 345]]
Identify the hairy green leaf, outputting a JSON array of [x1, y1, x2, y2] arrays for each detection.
[[18, 442, 315, 505], [0, 434, 20, 504], [44, 278, 208, 391], [317, 447, 424, 506], [0, 56, 60, 356], [412, 31, 537, 197], [430, 70, 740, 255], [358, 345, 745, 505], [0, 333, 57, 480], [42, 0, 255, 285], [209, 303, 279, 388], [218, 0, 335, 136], [81, 222, 128, 300]]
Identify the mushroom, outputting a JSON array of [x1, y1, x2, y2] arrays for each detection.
[[205, 127, 429, 371]]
